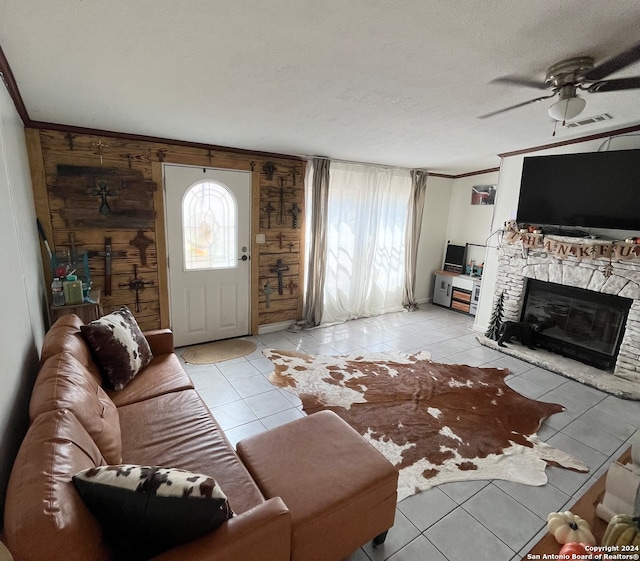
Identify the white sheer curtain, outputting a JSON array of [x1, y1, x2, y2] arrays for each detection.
[[322, 162, 412, 324]]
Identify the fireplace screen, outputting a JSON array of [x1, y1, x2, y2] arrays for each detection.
[[521, 280, 632, 370]]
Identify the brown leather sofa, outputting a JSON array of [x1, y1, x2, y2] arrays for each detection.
[[3, 315, 291, 561]]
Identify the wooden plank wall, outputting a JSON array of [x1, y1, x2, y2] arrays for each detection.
[[27, 128, 305, 333]]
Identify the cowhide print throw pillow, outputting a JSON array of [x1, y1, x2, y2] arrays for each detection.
[[81, 306, 153, 391], [73, 465, 234, 559]]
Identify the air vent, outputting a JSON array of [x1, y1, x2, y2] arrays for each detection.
[[565, 113, 613, 128]]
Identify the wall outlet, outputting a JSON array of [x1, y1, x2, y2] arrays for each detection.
[[256, 233, 266, 244]]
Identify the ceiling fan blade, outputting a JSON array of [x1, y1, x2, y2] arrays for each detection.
[[585, 41, 640, 80], [490, 76, 549, 89], [588, 76, 640, 92], [478, 94, 556, 119]]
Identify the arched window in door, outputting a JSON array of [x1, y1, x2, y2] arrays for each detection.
[[182, 180, 237, 270]]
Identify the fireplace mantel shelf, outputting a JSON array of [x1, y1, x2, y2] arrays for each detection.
[[477, 334, 640, 401]]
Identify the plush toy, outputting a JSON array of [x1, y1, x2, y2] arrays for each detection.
[[503, 219, 518, 232]]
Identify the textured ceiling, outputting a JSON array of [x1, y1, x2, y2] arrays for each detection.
[[0, 0, 639, 174]]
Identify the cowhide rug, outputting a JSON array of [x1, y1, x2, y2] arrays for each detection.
[[265, 349, 589, 502]]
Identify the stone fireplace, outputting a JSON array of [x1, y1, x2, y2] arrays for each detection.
[[482, 235, 640, 399]]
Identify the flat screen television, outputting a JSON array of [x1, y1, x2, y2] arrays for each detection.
[[443, 243, 466, 272], [516, 148, 640, 232]]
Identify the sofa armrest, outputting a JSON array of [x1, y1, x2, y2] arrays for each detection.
[[143, 329, 174, 355], [150, 497, 290, 561]]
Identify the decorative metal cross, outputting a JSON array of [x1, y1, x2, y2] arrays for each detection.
[[119, 265, 154, 313], [287, 277, 298, 296], [262, 282, 274, 308], [61, 231, 84, 264], [89, 236, 126, 296], [65, 132, 75, 150], [130, 230, 153, 267], [262, 161, 276, 180], [271, 258, 289, 295], [269, 176, 290, 225], [91, 138, 109, 164], [289, 203, 301, 229], [290, 166, 299, 186], [91, 181, 117, 216], [263, 201, 276, 229], [277, 231, 285, 249]]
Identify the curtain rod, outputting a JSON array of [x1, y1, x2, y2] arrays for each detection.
[[306, 155, 427, 172]]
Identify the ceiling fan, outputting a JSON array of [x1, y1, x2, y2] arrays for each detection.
[[479, 41, 640, 121]]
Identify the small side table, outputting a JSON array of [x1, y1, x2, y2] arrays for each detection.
[[50, 291, 103, 324]]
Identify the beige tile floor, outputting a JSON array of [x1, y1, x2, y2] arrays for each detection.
[[177, 304, 640, 561]]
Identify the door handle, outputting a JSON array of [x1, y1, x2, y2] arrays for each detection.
[[239, 255, 249, 261]]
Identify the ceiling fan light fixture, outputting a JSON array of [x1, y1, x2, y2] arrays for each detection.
[[548, 96, 586, 121]]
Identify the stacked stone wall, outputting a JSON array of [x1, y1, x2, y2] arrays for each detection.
[[495, 240, 640, 384]]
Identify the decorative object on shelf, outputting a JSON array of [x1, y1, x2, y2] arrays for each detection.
[[485, 291, 505, 341], [504, 231, 640, 262], [130, 230, 153, 267], [118, 265, 154, 313], [596, 430, 640, 522], [262, 161, 276, 180], [289, 202, 301, 229], [271, 258, 289, 295], [558, 543, 588, 557], [262, 282, 274, 308], [546, 511, 596, 545], [63, 274, 84, 305], [89, 236, 126, 296], [602, 514, 640, 547]]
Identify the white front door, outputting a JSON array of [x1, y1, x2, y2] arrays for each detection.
[[164, 164, 251, 347]]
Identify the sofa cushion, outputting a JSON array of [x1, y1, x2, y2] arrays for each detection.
[[107, 352, 194, 408], [41, 314, 95, 367], [73, 464, 233, 559], [3, 409, 109, 561], [118, 389, 264, 515], [30, 351, 122, 463], [81, 306, 153, 391]]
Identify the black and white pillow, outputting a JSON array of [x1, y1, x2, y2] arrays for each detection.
[[80, 306, 153, 391], [73, 464, 233, 559]]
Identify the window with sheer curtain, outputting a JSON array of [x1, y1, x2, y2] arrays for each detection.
[[322, 162, 412, 324]]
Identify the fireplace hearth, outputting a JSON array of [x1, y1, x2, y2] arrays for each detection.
[[478, 234, 640, 400], [522, 280, 631, 371]]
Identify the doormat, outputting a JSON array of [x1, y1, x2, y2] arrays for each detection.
[[181, 339, 257, 364], [265, 348, 589, 502]]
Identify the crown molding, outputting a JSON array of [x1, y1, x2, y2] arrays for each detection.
[[498, 123, 640, 158]]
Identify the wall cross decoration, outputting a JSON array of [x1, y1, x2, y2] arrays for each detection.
[[88, 236, 126, 296], [130, 230, 153, 266], [91, 138, 109, 164], [262, 161, 276, 180], [119, 265, 154, 313], [289, 202, 301, 229], [262, 282, 274, 308], [287, 277, 298, 295], [90, 180, 117, 216], [271, 258, 289, 295], [263, 201, 276, 229]]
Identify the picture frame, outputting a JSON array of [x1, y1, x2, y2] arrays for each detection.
[[471, 184, 496, 205]]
